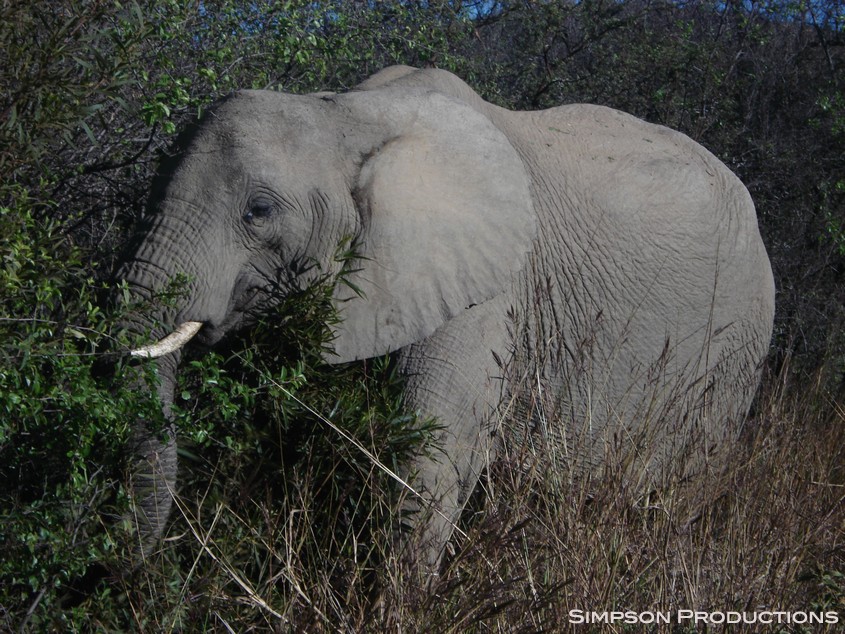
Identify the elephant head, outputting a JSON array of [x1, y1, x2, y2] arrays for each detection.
[[119, 82, 535, 554]]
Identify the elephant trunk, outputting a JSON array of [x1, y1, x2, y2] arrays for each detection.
[[117, 208, 219, 555], [117, 260, 195, 556], [125, 347, 181, 558]]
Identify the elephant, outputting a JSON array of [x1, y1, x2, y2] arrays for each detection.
[[118, 65, 775, 581]]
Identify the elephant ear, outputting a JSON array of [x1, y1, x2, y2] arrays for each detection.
[[327, 88, 535, 362]]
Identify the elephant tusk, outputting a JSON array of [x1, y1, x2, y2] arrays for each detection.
[[130, 321, 203, 359]]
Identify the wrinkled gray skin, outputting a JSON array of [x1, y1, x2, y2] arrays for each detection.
[[119, 66, 775, 579]]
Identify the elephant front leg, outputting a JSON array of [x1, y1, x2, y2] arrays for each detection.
[[395, 296, 511, 585]]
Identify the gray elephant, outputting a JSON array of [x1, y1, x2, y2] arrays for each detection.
[[119, 66, 775, 579]]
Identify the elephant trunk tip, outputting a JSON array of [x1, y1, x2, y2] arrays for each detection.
[[130, 321, 203, 359]]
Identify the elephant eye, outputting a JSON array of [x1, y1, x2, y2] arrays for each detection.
[[243, 199, 276, 223]]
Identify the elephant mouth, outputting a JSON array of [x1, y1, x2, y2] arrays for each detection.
[[128, 276, 289, 360], [214, 279, 286, 336]]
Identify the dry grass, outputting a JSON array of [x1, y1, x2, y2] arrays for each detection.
[[107, 356, 845, 633]]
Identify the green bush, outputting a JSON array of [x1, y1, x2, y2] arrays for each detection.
[[0, 191, 139, 626]]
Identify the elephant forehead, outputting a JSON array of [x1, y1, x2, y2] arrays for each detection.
[[213, 89, 318, 123], [169, 115, 340, 197], [195, 91, 334, 156]]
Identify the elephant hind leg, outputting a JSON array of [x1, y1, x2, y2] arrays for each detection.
[[396, 296, 511, 584]]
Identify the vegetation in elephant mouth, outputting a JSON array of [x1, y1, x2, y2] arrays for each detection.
[[166, 275, 441, 576]]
